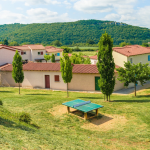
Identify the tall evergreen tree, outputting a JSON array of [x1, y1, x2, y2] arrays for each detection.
[[60, 54, 73, 97], [51, 54, 55, 62], [3, 39, 8, 45], [97, 32, 115, 101], [12, 50, 24, 94]]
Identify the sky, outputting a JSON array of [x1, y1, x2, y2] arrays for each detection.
[[0, 0, 150, 28]]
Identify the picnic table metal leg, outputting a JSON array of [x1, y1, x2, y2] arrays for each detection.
[[96, 109, 98, 116], [67, 106, 70, 114], [84, 113, 87, 120]]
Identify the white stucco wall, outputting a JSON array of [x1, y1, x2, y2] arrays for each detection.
[[31, 50, 46, 62], [0, 48, 21, 66], [21, 50, 31, 61], [113, 51, 128, 68], [127, 53, 150, 66], [22, 71, 67, 90], [90, 59, 98, 64], [46, 51, 63, 61]]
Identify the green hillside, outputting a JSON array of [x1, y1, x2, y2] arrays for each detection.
[[0, 20, 150, 45]]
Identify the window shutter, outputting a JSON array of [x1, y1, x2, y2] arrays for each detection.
[[148, 55, 150, 61], [55, 75, 59, 81], [57, 53, 60, 56], [41, 52, 43, 55], [21, 51, 24, 55]]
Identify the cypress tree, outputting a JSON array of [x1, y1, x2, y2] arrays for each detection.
[[51, 54, 55, 62], [97, 32, 115, 101], [12, 50, 24, 94], [60, 54, 73, 97]]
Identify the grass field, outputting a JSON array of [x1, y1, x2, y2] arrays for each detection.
[[73, 51, 97, 57], [0, 87, 150, 150]]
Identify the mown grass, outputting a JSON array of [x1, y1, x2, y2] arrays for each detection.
[[0, 87, 150, 150]]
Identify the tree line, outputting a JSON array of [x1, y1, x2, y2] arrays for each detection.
[[0, 20, 150, 46]]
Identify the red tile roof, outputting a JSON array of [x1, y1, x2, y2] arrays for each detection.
[[90, 55, 97, 60], [0, 62, 119, 73], [0, 45, 22, 51], [113, 45, 150, 57], [12, 45, 31, 50], [45, 46, 63, 53], [23, 45, 45, 50]]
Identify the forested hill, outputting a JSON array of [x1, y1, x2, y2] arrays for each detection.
[[0, 20, 150, 45]]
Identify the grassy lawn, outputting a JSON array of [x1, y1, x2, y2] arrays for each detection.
[[73, 51, 97, 57], [0, 87, 150, 150]]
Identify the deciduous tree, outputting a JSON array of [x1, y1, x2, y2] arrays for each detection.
[[116, 62, 150, 96], [44, 54, 51, 63]]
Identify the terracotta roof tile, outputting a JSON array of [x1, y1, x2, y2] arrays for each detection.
[[45, 46, 64, 53], [23, 45, 45, 50], [90, 55, 97, 60], [0, 63, 119, 73], [113, 45, 150, 57], [0, 45, 22, 51], [12, 46, 31, 50]]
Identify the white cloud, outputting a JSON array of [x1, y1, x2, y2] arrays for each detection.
[[74, 0, 137, 14], [27, 8, 72, 23], [104, 13, 120, 21], [9, 0, 61, 5], [0, 10, 27, 24], [63, 0, 72, 8]]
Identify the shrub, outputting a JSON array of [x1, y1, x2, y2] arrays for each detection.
[[19, 112, 32, 124], [0, 100, 3, 105]]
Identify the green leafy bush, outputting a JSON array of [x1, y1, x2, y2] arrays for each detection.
[[19, 112, 32, 124], [0, 100, 3, 105]]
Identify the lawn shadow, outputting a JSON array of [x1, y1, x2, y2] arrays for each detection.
[[90, 115, 113, 126], [0, 91, 14, 93], [79, 97, 102, 100], [26, 94, 51, 95], [113, 99, 150, 103], [0, 117, 35, 132]]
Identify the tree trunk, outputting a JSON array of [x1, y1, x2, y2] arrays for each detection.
[[67, 82, 69, 97], [19, 83, 20, 95], [109, 95, 110, 102], [107, 95, 108, 101], [134, 82, 136, 96], [104, 94, 105, 101]]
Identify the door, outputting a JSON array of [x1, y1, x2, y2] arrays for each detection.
[[95, 77, 100, 91], [45, 75, 50, 88]]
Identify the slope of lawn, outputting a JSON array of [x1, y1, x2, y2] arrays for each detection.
[[0, 87, 150, 150]]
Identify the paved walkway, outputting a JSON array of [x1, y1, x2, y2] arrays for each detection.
[[113, 81, 150, 95]]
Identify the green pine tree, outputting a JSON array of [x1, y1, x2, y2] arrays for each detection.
[[12, 50, 24, 94], [51, 54, 55, 62], [60, 54, 73, 97], [97, 32, 115, 101]]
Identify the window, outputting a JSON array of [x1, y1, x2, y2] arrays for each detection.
[[148, 55, 150, 61], [55, 75, 59, 82], [57, 53, 60, 56], [21, 51, 26, 55], [130, 58, 133, 64], [38, 52, 43, 55]]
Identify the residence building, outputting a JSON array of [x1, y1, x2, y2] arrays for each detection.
[[0, 62, 124, 92], [45, 46, 64, 62], [0, 45, 22, 66]]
